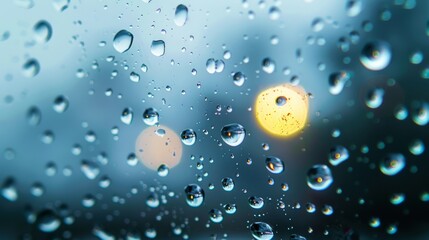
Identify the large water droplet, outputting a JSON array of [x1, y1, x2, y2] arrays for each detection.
[[346, 0, 363, 17], [307, 164, 333, 190], [250, 222, 274, 240], [412, 102, 429, 126], [174, 4, 188, 26], [27, 106, 41, 126], [328, 71, 350, 95], [81, 160, 100, 180], [329, 145, 350, 166], [2, 178, 18, 202], [409, 139, 425, 155], [184, 184, 204, 207], [221, 177, 235, 191], [36, 209, 60, 232], [233, 72, 246, 86], [113, 30, 133, 53], [265, 156, 284, 174], [53, 95, 69, 113], [181, 129, 196, 146], [220, 123, 246, 147], [360, 41, 391, 71], [379, 153, 405, 176], [23, 58, 40, 77], [151, 40, 165, 57], [121, 108, 133, 125], [157, 164, 169, 177], [209, 208, 223, 223], [129, 71, 140, 83], [142, 108, 159, 126], [34, 20, 52, 43], [262, 58, 275, 74], [146, 193, 160, 208], [223, 203, 237, 214], [366, 88, 384, 109], [248, 196, 264, 209]]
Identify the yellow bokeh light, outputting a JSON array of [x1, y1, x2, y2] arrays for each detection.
[[254, 84, 309, 137]]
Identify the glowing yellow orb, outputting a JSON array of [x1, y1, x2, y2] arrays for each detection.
[[254, 84, 309, 137], [135, 125, 183, 171]]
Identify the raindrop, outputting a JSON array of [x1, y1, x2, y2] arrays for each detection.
[[206, 58, 216, 74], [31, 182, 44, 197], [52, 0, 70, 12], [184, 184, 204, 207], [129, 71, 140, 83], [81, 160, 100, 180], [181, 129, 196, 146], [215, 59, 225, 73], [53, 95, 69, 113], [329, 71, 350, 95], [33, 20, 52, 43], [379, 153, 405, 176], [232, 72, 246, 86], [321, 205, 334, 215], [209, 208, 223, 223], [27, 106, 41, 126], [265, 156, 284, 174], [221, 177, 235, 191], [2, 178, 18, 202], [14, 0, 34, 9], [157, 164, 169, 177], [127, 153, 138, 166], [412, 102, 429, 126], [311, 18, 324, 32], [262, 58, 275, 74], [146, 193, 160, 208], [151, 40, 165, 57], [390, 193, 405, 205], [365, 88, 384, 109], [307, 164, 333, 191], [121, 108, 133, 125], [346, 0, 363, 17], [360, 41, 392, 71], [82, 194, 96, 208], [369, 217, 381, 228], [410, 51, 423, 64], [394, 105, 408, 120], [23, 58, 40, 77], [275, 96, 287, 106], [329, 145, 350, 166], [36, 209, 60, 232], [306, 203, 316, 213], [409, 139, 425, 155], [220, 123, 246, 147], [250, 222, 274, 240], [113, 30, 133, 53], [248, 196, 264, 209], [290, 234, 307, 240], [223, 203, 237, 214], [174, 4, 188, 26], [268, 6, 280, 20], [142, 108, 159, 126]]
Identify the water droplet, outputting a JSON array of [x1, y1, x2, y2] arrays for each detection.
[[262, 58, 275, 74], [2, 178, 18, 202], [366, 88, 384, 109], [329, 145, 350, 166], [181, 129, 196, 146], [151, 40, 165, 57], [248, 196, 264, 209], [386, 224, 398, 235], [81, 160, 100, 180], [412, 102, 429, 126], [233, 72, 246, 86], [53, 95, 69, 113], [346, 0, 363, 17], [369, 217, 381, 228], [215, 59, 225, 73], [82, 194, 96, 208], [394, 105, 408, 120], [52, 0, 70, 12], [209, 208, 223, 223], [34, 20, 52, 43], [307, 164, 333, 191], [31, 182, 44, 197], [265, 156, 284, 174], [146, 193, 160, 208], [36, 209, 60, 232], [23, 58, 40, 77], [221, 177, 235, 191], [321, 205, 334, 215], [379, 153, 405, 176], [220, 123, 246, 147], [306, 203, 316, 213], [27, 106, 41, 126], [142, 108, 159, 126], [174, 4, 188, 26], [268, 6, 281, 20], [85, 131, 97, 143], [121, 108, 133, 125], [223, 203, 237, 214], [275, 96, 287, 106], [390, 193, 405, 205], [410, 51, 423, 64], [129, 71, 140, 83], [157, 164, 169, 177], [360, 41, 391, 71], [113, 30, 133, 53], [328, 71, 350, 95], [250, 222, 274, 240], [311, 18, 324, 32], [184, 184, 204, 207], [409, 139, 425, 155], [145, 228, 157, 238], [206, 58, 216, 74]]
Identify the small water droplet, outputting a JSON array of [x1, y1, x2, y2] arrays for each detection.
[[366, 88, 384, 109], [265, 156, 284, 174], [53, 95, 69, 113], [181, 129, 196, 145], [329, 145, 350, 166], [121, 108, 133, 125], [184, 184, 204, 207], [360, 41, 391, 71], [113, 29, 133, 53], [220, 123, 246, 147], [262, 58, 275, 74], [23, 58, 40, 77], [157, 164, 169, 177], [379, 153, 405, 176], [250, 222, 274, 240], [232, 72, 246, 86], [151, 40, 165, 57], [209, 208, 223, 223], [328, 71, 350, 95], [346, 0, 363, 17], [248, 196, 264, 209], [307, 164, 333, 190], [142, 108, 159, 126], [221, 177, 235, 191]]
